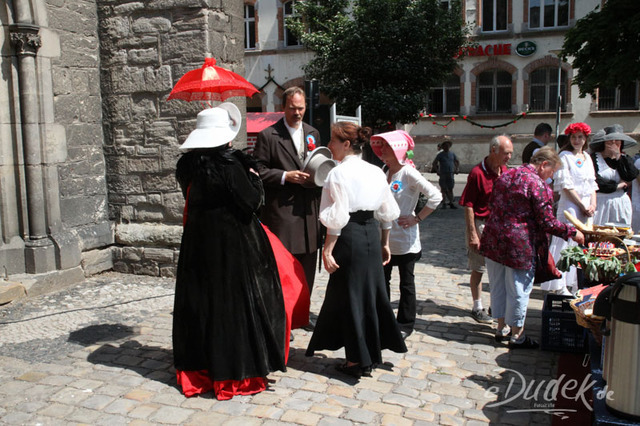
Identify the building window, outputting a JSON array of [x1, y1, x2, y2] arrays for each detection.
[[529, 67, 567, 112], [244, 4, 256, 50], [428, 75, 460, 114], [598, 82, 639, 110], [440, 0, 452, 10], [477, 69, 512, 113], [284, 1, 301, 47], [482, 0, 507, 32], [529, 0, 569, 29]]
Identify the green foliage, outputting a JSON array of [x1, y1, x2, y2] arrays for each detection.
[[561, 0, 640, 98], [557, 245, 632, 284], [288, 0, 468, 128]]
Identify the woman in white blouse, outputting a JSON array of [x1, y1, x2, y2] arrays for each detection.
[[370, 130, 442, 338], [541, 122, 596, 295], [305, 122, 407, 379]]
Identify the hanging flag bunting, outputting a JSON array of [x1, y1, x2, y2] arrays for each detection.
[[420, 112, 528, 129]]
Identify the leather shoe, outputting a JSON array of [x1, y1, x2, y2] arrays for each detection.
[[302, 319, 315, 332], [336, 362, 362, 379], [361, 365, 373, 377]]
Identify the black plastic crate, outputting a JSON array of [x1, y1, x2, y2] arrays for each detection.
[[540, 293, 587, 353]]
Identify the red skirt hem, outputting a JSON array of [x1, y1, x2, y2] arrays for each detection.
[[176, 370, 266, 400]]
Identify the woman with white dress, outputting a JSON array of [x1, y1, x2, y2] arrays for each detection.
[[590, 124, 639, 227], [541, 123, 596, 295], [305, 122, 407, 379]]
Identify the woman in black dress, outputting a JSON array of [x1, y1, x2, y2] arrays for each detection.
[[173, 103, 286, 399], [306, 122, 407, 379]]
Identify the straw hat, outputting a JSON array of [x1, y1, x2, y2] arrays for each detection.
[[179, 102, 241, 151], [301, 147, 336, 188], [589, 124, 637, 151], [370, 130, 415, 163]]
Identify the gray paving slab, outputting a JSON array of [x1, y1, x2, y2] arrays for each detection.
[[0, 200, 584, 425]]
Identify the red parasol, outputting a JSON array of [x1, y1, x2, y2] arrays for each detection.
[[167, 57, 259, 102]]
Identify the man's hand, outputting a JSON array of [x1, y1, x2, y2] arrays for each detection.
[[468, 233, 481, 251], [285, 170, 311, 185]]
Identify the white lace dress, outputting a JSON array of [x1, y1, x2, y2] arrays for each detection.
[[541, 151, 597, 292]]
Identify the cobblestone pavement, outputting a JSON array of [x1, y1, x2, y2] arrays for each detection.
[[0, 191, 571, 425]]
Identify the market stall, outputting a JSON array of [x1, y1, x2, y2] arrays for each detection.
[[555, 214, 640, 423]]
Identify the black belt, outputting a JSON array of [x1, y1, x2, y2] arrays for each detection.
[[349, 210, 374, 223]]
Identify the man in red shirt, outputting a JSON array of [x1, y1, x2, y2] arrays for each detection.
[[459, 135, 513, 323]]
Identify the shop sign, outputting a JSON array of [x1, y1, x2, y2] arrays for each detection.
[[515, 41, 537, 57], [458, 43, 512, 57]]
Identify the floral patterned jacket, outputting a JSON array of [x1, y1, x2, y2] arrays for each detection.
[[480, 164, 577, 270]]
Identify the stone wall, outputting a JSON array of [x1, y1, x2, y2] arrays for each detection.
[[97, 0, 246, 277], [0, 0, 114, 285], [48, 0, 114, 256]]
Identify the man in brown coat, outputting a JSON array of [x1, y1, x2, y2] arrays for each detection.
[[253, 87, 322, 302]]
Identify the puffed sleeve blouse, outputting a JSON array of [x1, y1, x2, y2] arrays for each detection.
[[552, 150, 597, 197], [319, 155, 400, 236]]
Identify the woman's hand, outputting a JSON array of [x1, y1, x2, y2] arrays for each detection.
[[322, 234, 340, 274], [583, 203, 596, 217], [322, 249, 340, 274], [572, 230, 585, 245], [603, 143, 621, 160], [381, 244, 391, 265], [397, 215, 419, 229], [618, 181, 629, 191]]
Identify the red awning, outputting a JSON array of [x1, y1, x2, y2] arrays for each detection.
[[246, 112, 284, 134]]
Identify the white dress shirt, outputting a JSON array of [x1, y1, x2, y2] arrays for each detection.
[[320, 155, 400, 236]]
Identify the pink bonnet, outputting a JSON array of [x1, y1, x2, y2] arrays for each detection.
[[370, 130, 415, 163]]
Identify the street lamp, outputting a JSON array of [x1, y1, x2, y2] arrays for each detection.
[[549, 49, 563, 150]]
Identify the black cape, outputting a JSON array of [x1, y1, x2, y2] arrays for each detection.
[[173, 148, 286, 381]]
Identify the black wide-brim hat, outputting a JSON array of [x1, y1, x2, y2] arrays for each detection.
[[589, 124, 637, 150]]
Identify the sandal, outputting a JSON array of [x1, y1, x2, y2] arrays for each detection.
[[508, 335, 539, 349], [494, 329, 512, 342]]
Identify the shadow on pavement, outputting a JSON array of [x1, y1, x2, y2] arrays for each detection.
[[68, 323, 138, 345], [69, 324, 177, 389], [466, 350, 566, 424], [287, 346, 397, 385]]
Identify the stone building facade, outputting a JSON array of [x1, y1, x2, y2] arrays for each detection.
[[1, 0, 244, 292], [243, 0, 640, 171]]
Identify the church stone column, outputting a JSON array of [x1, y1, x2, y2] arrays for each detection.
[[10, 23, 56, 273]]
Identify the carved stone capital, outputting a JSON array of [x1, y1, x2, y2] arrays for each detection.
[[9, 24, 41, 56]]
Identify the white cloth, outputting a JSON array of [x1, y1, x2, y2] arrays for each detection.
[[592, 152, 632, 226], [542, 151, 597, 292], [284, 120, 305, 160], [386, 166, 442, 255], [320, 155, 400, 236], [632, 157, 640, 232]]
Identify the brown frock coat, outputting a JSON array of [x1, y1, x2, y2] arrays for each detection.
[[253, 118, 322, 255]]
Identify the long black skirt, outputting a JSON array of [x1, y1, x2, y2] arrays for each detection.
[[306, 214, 407, 367]]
